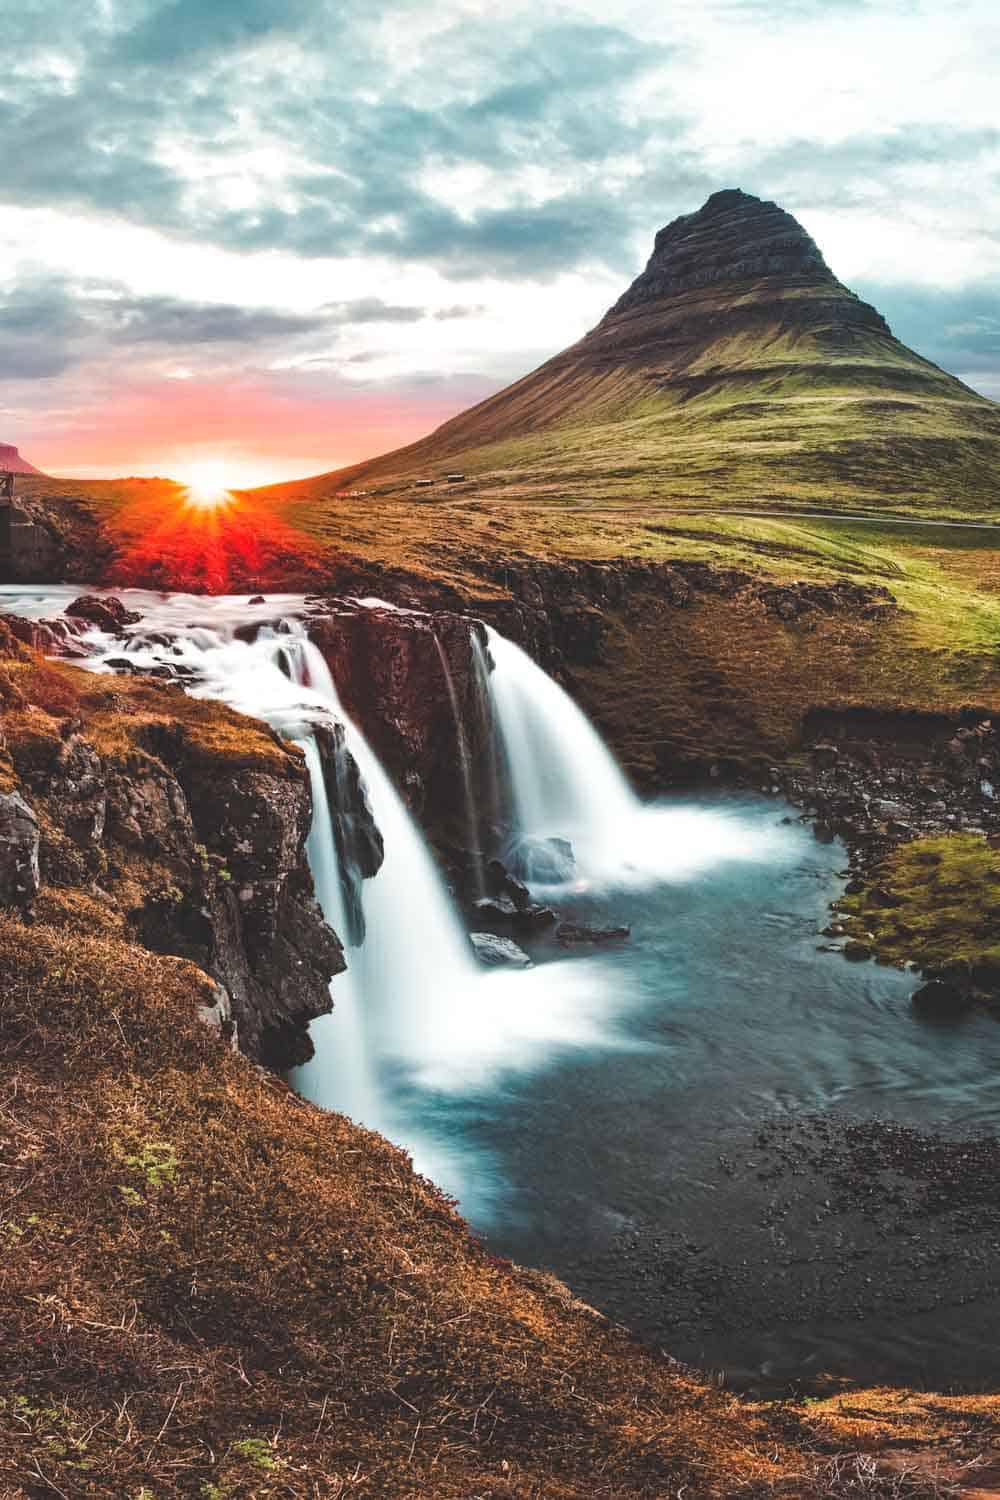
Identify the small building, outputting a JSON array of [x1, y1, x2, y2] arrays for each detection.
[[445, 473, 466, 482], [414, 479, 434, 488]]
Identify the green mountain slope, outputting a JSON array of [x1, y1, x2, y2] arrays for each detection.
[[268, 189, 999, 518]]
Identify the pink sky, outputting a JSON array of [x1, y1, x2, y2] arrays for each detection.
[[22, 372, 501, 488]]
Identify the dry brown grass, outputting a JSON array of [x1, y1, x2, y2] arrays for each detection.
[[3, 917, 992, 1499], [0, 637, 997, 1498]]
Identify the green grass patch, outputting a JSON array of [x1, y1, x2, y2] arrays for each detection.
[[837, 833, 1000, 984]]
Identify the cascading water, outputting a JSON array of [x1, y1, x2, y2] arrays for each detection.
[[294, 736, 378, 1125], [484, 624, 788, 888], [485, 627, 635, 882], [277, 633, 488, 1089]]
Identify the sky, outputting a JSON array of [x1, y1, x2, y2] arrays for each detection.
[[1, 0, 998, 484]]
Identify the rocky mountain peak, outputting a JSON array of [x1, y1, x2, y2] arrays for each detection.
[[0, 443, 42, 476], [607, 188, 840, 318]]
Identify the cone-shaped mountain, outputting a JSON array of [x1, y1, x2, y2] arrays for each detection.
[[265, 189, 999, 517]]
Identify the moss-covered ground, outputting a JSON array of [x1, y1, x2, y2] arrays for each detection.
[[837, 833, 1000, 991]]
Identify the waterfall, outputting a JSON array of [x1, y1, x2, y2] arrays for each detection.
[[483, 625, 780, 889], [484, 626, 639, 884], [279, 636, 486, 1089], [293, 736, 379, 1124], [433, 634, 485, 897]]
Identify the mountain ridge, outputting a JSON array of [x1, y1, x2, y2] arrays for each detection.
[[0, 443, 43, 476], [258, 188, 998, 519]]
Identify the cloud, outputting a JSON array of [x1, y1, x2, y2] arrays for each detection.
[[1, 0, 997, 477], [0, 273, 443, 381], [0, 4, 679, 277], [855, 278, 1000, 395], [112, 0, 322, 67]]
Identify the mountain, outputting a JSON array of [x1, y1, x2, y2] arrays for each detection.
[[0, 443, 43, 476], [264, 189, 999, 518]]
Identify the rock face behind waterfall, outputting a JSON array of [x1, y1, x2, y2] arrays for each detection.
[[0, 620, 352, 1068], [314, 720, 384, 944], [307, 600, 493, 831]]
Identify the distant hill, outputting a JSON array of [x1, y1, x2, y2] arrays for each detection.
[[0, 443, 43, 476], [259, 189, 1000, 518]]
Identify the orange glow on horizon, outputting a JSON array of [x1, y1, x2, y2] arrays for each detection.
[[108, 482, 324, 593]]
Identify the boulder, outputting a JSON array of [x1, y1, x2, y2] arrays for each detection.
[[65, 594, 142, 632], [0, 791, 40, 910], [911, 978, 971, 1019], [843, 939, 872, 961], [469, 932, 532, 968]]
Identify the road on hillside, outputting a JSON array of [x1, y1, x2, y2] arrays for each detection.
[[565, 502, 1000, 533]]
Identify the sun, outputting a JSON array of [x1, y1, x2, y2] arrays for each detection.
[[175, 460, 233, 509]]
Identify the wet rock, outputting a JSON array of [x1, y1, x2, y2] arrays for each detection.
[[66, 594, 142, 631], [843, 939, 872, 961], [485, 857, 531, 911], [473, 895, 519, 921], [469, 932, 533, 968], [911, 978, 972, 1019], [314, 722, 384, 945], [472, 894, 556, 935], [556, 921, 630, 946], [3, 613, 89, 658], [0, 791, 40, 911], [307, 602, 492, 826]]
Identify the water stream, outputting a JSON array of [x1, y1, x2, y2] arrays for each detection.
[[3, 584, 999, 1389]]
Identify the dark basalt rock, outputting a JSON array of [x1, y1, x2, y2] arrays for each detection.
[[307, 600, 494, 831], [314, 720, 384, 946], [66, 594, 142, 631], [911, 978, 972, 1019], [485, 857, 531, 912], [605, 189, 890, 342], [472, 894, 557, 935]]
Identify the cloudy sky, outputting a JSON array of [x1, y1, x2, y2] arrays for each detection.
[[1, 0, 997, 483]]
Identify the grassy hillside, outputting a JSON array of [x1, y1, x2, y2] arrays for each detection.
[[256, 190, 1000, 520]]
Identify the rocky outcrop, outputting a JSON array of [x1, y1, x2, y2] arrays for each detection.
[[469, 931, 532, 968], [66, 593, 142, 630], [0, 790, 40, 911], [606, 189, 886, 328], [0, 654, 375, 1068], [0, 491, 112, 582], [473, 557, 895, 671], [314, 721, 384, 944], [0, 443, 42, 476], [306, 600, 493, 832]]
